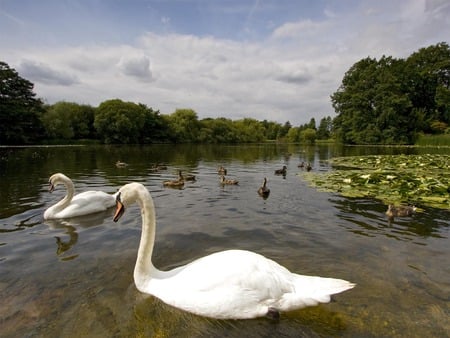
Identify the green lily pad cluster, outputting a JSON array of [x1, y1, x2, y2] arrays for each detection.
[[299, 154, 450, 210]]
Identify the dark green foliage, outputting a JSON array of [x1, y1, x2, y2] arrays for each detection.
[[41, 101, 96, 140], [0, 61, 44, 144], [94, 99, 168, 144], [331, 42, 450, 144]]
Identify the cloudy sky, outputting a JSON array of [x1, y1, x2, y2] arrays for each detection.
[[1, 0, 449, 125]]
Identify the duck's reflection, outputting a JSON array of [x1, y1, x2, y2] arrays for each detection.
[[44, 209, 114, 259]]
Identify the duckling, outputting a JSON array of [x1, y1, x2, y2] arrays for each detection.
[[257, 177, 270, 199], [306, 163, 312, 171], [163, 170, 185, 188], [274, 165, 287, 175], [298, 161, 305, 168], [385, 204, 416, 219], [218, 166, 227, 175], [116, 160, 128, 168], [220, 175, 239, 185]]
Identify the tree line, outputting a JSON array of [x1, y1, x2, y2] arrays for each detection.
[[0, 61, 328, 144], [1, 42, 448, 145]]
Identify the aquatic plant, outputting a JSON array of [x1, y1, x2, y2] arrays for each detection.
[[299, 154, 450, 210]]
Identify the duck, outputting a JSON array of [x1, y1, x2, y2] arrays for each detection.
[[218, 166, 227, 175], [274, 166, 287, 175], [220, 175, 239, 185], [156, 164, 167, 170], [116, 160, 128, 168], [163, 171, 184, 188], [385, 204, 416, 219], [257, 177, 270, 199], [112, 182, 355, 320], [149, 163, 168, 172], [298, 162, 305, 168], [306, 163, 312, 171], [43, 173, 116, 220], [180, 171, 196, 181]]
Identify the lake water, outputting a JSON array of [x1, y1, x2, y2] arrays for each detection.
[[0, 144, 448, 337]]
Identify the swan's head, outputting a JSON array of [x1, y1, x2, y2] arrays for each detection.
[[48, 173, 70, 192], [113, 182, 149, 222]]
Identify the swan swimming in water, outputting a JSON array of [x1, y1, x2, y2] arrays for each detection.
[[43, 173, 116, 220], [112, 182, 355, 319]]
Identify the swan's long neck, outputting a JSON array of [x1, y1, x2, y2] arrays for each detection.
[[52, 178, 75, 213], [134, 187, 158, 289]]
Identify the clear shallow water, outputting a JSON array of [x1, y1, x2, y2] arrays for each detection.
[[0, 144, 449, 337]]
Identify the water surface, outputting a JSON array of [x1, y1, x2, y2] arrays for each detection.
[[0, 144, 448, 337]]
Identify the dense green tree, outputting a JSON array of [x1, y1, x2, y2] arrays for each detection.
[[0, 61, 44, 144], [332, 42, 450, 144], [41, 101, 95, 140], [94, 99, 147, 144], [404, 42, 450, 132], [317, 116, 332, 139], [233, 118, 265, 142], [166, 109, 200, 143], [307, 118, 316, 130], [261, 119, 282, 140], [139, 104, 170, 143], [277, 121, 292, 139], [198, 117, 239, 143], [300, 128, 317, 144], [287, 126, 300, 142]]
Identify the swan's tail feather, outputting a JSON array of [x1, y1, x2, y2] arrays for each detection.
[[281, 275, 355, 311]]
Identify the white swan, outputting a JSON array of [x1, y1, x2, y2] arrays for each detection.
[[43, 173, 116, 220], [112, 182, 355, 319]]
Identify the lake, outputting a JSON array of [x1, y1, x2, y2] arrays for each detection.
[[0, 144, 448, 337]]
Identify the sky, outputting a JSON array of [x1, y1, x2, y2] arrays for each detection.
[[1, 0, 449, 125]]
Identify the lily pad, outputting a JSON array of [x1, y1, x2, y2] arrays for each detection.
[[299, 154, 450, 210]]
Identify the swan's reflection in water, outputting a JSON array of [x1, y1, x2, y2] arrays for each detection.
[[44, 209, 114, 260]]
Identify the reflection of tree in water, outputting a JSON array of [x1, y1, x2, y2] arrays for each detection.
[[55, 225, 79, 258]]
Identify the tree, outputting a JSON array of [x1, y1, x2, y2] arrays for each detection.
[[300, 128, 317, 144], [278, 121, 292, 139], [41, 101, 95, 140], [139, 104, 170, 143], [233, 118, 265, 142], [166, 109, 200, 143], [307, 118, 316, 130], [94, 99, 147, 144], [317, 116, 332, 139], [404, 42, 450, 132], [198, 117, 239, 143], [0, 61, 44, 144], [287, 126, 300, 142], [332, 42, 450, 144]]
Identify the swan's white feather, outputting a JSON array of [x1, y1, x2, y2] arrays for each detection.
[[116, 182, 355, 319], [44, 173, 115, 219]]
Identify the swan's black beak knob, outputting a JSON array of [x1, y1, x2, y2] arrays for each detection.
[[113, 192, 125, 222]]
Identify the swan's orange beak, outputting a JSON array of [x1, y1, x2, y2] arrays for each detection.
[[113, 192, 125, 222]]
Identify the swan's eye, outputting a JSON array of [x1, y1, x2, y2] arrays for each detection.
[[116, 192, 122, 203]]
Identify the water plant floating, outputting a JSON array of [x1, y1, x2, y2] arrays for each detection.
[[298, 154, 450, 210]]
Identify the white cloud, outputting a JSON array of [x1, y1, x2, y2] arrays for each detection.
[[2, 0, 449, 125]]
